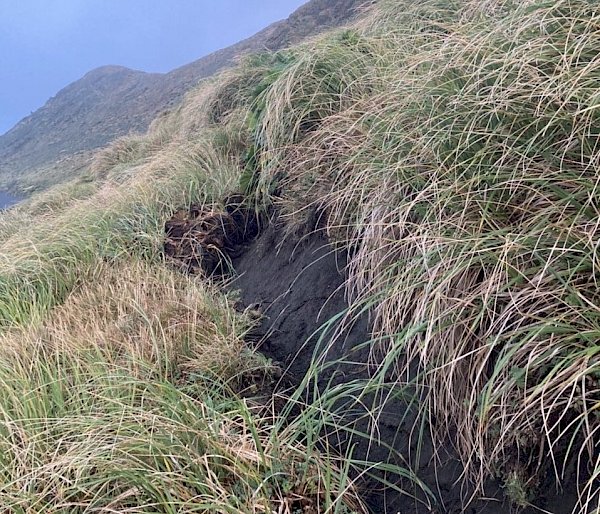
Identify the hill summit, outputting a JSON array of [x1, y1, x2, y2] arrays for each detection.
[[0, 0, 364, 192]]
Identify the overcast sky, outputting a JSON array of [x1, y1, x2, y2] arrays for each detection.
[[0, 0, 306, 135]]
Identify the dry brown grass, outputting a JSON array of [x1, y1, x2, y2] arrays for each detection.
[[0, 260, 366, 513], [0, 260, 252, 382], [244, 0, 600, 510]]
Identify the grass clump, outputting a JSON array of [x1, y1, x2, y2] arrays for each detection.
[[0, 261, 365, 513], [0, 132, 239, 327], [242, 0, 600, 509]]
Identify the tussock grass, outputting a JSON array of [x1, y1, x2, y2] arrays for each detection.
[[91, 134, 154, 178], [0, 261, 364, 512], [0, 69, 376, 513], [1, 260, 253, 382], [246, 0, 600, 509], [0, 180, 97, 245], [0, 135, 239, 327], [1, 0, 599, 510], [253, 32, 384, 199]]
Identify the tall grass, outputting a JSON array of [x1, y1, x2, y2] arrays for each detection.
[[0, 66, 392, 513], [0, 261, 365, 513], [0, 135, 239, 327], [1, 0, 599, 510], [247, 0, 600, 510]]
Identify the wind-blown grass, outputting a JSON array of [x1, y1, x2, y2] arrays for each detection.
[[0, 261, 365, 513], [246, 0, 600, 510], [0, 135, 239, 327], [1, 0, 598, 511]]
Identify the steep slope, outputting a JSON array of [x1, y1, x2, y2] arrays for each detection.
[[0, 0, 597, 512], [160, 0, 368, 113], [0, 67, 163, 176], [0, 0, 364, 191]]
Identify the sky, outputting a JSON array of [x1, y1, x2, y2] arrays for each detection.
[[0, 0, 307, 135]]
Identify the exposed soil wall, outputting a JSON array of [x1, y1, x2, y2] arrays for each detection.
[[161, 207, 582, 513], [227, 222, 581, 514]]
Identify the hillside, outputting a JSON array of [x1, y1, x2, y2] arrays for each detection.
[[0, 0, 364, 193], [0, 0, 598, 513]]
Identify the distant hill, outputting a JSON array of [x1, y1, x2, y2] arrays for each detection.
[[0, 0, 365, 192]]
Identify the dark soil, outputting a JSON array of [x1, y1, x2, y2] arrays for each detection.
[[226, 221, 583, 514], [163, 212, 584, 513]]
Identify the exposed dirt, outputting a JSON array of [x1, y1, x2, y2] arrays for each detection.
[[226, 221, 583, 514], [164, 196, 260, 275], [162, 213, 584, 513]]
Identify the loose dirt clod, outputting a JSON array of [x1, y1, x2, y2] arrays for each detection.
[[164, 196, 260, 275]]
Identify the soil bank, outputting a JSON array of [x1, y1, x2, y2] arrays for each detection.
[[228, 221, 581, 514]]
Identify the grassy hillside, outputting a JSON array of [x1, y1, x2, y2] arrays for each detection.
[[0, 0, 364, 195], [0, 0, 598, 512]]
